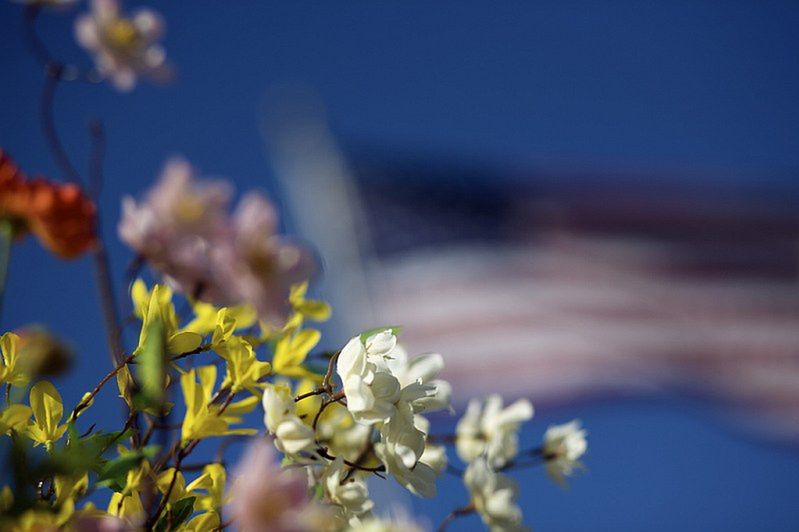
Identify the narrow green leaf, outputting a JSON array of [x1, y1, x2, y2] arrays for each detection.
[[136, 311, 167, 411], [154, 496, 196, 532]]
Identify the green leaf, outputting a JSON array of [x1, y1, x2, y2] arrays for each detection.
[[359, 326, 402, 345], [136, 310, 167, 411], [42, 424, 132, 480], [96, 445, 159, 491], [313, 481, 325, 500], [154, 496, 196, 532]]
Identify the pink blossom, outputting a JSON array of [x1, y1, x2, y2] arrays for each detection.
[[119, 158, 315, 322], [119, 158, 233, 302], [224, 193, 314, 323], [227, 439, 329, 532], [75, 0, 172, 91]]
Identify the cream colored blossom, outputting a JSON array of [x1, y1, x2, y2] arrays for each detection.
[[456, 394, 533, 468], [542, 419, 588, 486], [464, 458, 528, 532], [262, 382, 315, 455], [324, 457, 374, 516]]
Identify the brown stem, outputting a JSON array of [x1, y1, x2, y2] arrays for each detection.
[[294, 387, 326, 402], [312, 391, 345, 430], [322, 351, 340, 391], [438, 504, 475, 532], [69, 353, 136, 421], [170, 344, 212, 362], [315, 447, 386, 475], [341, 439, 375, 484], [148, 454, 183, 528], [40, 67, 82, 184], [216, 392, 235, 415]]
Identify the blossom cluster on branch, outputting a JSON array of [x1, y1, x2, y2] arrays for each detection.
[[0, 1, 589, 531]]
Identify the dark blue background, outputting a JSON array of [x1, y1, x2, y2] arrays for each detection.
[[2, 1, 799, 529]]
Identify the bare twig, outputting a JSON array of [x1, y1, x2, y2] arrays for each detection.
[[170, 344, 212, 362], [438, 503, 475, 532], [40, 67, 82, 184], [315, 446, 386, 476], [312, 391, 345, 430], [70, 352, 136, 421]]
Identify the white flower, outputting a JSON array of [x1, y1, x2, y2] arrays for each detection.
[[414, 415, 447, 475], [337, 331, 443, 425], [262, 383, 315, 455], [323, 457, 374, 516], [373, 406, 437, 498], [385, 345, 452, 414], [75, 0, 171, 91], [456, 394, 533, 468], [337, 333, 403, 424], [464, 458, 528, 532], [542, 420, 587, 486], [419, 443, 447, 476]]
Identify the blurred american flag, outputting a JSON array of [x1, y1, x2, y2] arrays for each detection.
[[264, 104, 799, 439]]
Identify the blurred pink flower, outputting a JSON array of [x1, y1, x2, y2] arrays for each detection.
[[119, 158, 314, 322], [75, 0, 172, 91], [119, 158, 232, 301], [228, 439, 329, 532], [225, 193, 314, 323]]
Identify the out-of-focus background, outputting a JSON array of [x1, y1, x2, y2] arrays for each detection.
[[2, 1, 799, 530]]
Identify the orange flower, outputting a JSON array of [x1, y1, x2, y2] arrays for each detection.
[[0, 149, 96, 259]]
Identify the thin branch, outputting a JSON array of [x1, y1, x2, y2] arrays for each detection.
[[148, 455, 183, 528], [170, 343, 212, 362], [312, 391, 345, 430], [322, 350, 340, 392], [341, 439, 375, 483], [69, 352, 136, 421], [22, 5, 100, 83], [40, 67, 82, 184], [216, 392, 235, 415], [294, 387, 326, 402], [315, 447, 386, 476], [438, 504, 475, 532]]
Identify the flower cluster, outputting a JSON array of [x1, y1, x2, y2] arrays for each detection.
[[0, 150, 96, 259], [119, 158, 313, 324], [1, 1, 591, 530]]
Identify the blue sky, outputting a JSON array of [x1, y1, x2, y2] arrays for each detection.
[[2, 1, 799, 530]]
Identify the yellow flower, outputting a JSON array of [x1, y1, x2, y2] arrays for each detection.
[[108, 490, 144, 522], [184, 511, 221, 532], [287, 281, 331, 328], [156, 467, 189, 506], [0, 332, 29, 387], [186, 463, 226, 511], [0, 404, 32, 434], [132, 280, 203, 355], [272, 328, 322, 381], [179, 365, 258, 443], [25, 381, 68, 448], [54, 473, 89, 505], [217, 337, 271, 394], [185, 301, 257, 338], [108, 459, 150, 523]]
